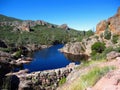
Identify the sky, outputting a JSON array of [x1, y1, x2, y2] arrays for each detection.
[[0, 0, 120, 30]]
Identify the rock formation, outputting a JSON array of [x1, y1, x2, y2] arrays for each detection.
[[96, 7, 120, 35], [6, 63, 78, 90], [106, 51, 120, 61], [60, 36, 101, 55], [96, 20, 108, 34], [58, 24, 69, 30], [0, 20, 50, 32], [0, 51, 11, 64], [9, 57, 32, 66], [82, 36, 100, 54], [59, 42, 85, 55]]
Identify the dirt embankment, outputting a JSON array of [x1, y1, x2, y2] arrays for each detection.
[[57, 57, 120, 90]]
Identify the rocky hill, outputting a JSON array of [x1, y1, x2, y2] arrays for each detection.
[[96, 7, 120, 35], [0, 14, 22, 22], [0, 14, 94, 54], [57, 7, 120, 90], [0, 14, 70, 32]]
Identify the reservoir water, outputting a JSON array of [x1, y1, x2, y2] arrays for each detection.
[[24, 44, 80, 72]]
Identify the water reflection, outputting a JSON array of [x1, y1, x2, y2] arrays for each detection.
[[63, 53, 89, 63]]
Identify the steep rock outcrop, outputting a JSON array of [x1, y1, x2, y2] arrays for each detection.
[[96, 7, 120, 35], [59, 42, 85, 55], [82, 36, 100, 54], [96, 20, 108, 35], [60, 36, 100, 55]]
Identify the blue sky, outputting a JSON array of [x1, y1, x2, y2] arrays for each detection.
[[0, 0, 120, 30]]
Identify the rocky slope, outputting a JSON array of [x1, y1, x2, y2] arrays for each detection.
[[96, 7, 120, 35], [0, 14, 70, 32], [59, 35, 103, 55], [58, 7, 120, 90], [57, 51, 120, 90], [60, 6, 120, 56], [5, 63, 78, 90]]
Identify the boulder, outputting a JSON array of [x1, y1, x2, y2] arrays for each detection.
[[59, 42, 85, 55], [82, 36, 99, 55], [106, 51, 120, 60], [9, 57, 32, 66]]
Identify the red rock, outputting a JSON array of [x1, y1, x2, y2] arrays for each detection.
[[91, 69, 120, 90], [96, 7, 120, 35]]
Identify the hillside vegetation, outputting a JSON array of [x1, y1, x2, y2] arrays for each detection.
[[0, 14, 22, 22], [0, 14, 94, 49]]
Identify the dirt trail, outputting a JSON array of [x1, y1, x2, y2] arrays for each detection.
[[57, 58, 120, 90]]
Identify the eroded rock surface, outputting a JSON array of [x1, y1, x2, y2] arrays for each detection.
[[6, 63, 78, 90], [96, 7, 120, 35], [59, 42, 85, 55], [106, 51, 120, 61]]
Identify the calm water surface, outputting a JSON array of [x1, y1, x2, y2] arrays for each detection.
[[24, 44, 80, 72]]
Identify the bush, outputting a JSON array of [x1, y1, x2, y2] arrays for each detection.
[[58, 77, 66, 86], [13, 50, 22, 58], [91, 42, 106, 54], [0, 26, 93, 46], [112, 35, 119, 44], [91, 46, 120, 60], [104, 29, 111, 40], [0, 47, 11, 52]]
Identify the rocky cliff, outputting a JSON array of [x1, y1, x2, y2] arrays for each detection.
[[96, 7, 120, 35]]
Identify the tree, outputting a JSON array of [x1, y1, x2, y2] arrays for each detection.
[[104, 29, 111, 40]]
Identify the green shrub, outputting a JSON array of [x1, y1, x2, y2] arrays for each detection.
[[91, 46, 120, 60], [0, 48, 11, 52], [112, 35, 119, 44], [58, 77, 66, 86], [104, 29, 111, 40], [13, 50, 22, 58], [91, 42, 106, 54]]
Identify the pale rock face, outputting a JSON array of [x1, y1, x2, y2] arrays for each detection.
[[82, 36, 99, 55], [60, 36, 100, 55], [59, 42, 85, 55]]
